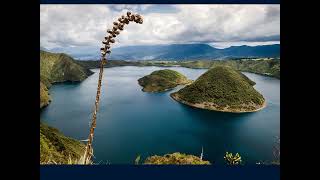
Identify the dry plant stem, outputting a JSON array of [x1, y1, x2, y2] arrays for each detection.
[[83, 59, 104, 164], [83, 12, 143, 164]]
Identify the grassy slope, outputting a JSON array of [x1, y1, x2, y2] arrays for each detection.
[[144, 152, 210, 165], [138, 69, 192, 92], [40, 50, 93, 85], [40, 51, 92, 164], [40, 50, 94, 108], [40, 122, 85, 164], [171, 66, 265, 112], [40, 81, 51, 108]]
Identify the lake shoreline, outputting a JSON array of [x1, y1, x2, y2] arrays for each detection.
[[170, 93, 267, 113], [76, 59, 280, 79]]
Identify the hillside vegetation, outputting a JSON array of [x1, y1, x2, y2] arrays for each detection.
[[138, 69, 192, 92], [144, 152, 210, 165], [40, 50, 93, 87], [76, 58, 280, 79], [171, 66, 266, 112], [40, 50, 93, 108], [40, 81, 51, 108], [40, 122, 85, 164], [179, 59, 280, 78], [40, 51, 92, 164]]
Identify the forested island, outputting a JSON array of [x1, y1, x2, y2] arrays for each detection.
[[171, 66, 266, 113], [138, 69, 192, 92]]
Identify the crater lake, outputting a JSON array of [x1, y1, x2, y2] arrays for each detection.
[[40, 66, 280, 164]]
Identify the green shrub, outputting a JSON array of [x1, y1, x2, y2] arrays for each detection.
[[224, 152, 242, 165]]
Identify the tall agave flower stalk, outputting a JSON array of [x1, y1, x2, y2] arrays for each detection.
[[83, 12, 143, 164]]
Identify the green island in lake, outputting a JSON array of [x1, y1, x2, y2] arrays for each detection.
[[138, 69, 192, 92], [171, 66, 266, 113]]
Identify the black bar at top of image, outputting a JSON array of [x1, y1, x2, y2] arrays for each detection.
[[40, 0, 280, 4]]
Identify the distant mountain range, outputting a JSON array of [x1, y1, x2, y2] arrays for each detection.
[[49, 43, 280, 61], [109, 44, 280, 60]]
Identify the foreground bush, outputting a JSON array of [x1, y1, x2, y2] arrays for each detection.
[[144, 152, 211, 165]]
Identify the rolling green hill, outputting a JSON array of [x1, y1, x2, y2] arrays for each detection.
[[178, 59, 280, 78], [138, 69, 192, 92], [40, 50, 93, 108], [40, 50, 93, 87], [171, 66, 266, 113]]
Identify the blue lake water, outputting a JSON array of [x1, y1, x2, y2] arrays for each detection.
[[40, 66, 280, 164]]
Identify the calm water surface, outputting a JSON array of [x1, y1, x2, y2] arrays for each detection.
[[40, 66, 280, 164]]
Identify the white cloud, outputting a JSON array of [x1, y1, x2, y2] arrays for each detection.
[[40, 4, 280, 52], [209, 41, 280, 49]]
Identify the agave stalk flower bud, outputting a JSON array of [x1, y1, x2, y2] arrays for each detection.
[[114, 30, 120, 35], [100, 46, 110, 51], [118, 23, 124, 30], [127, 11, 131, 17], [104, 36, 110, 40], [107, 29, 113, 34], [133, 16, 139, 23], [112, 26, 118, 31], [102, 40, 109, 45], [134, 15, 142, 23], [106, 50, 111, 54], [129, 15, 134, 21], [102, 57, 107, 64], [113, 22, 119, 26], [109, 38, 115, 43]]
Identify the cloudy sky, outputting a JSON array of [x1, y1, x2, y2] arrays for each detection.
[[40, 4, 280, 53]]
